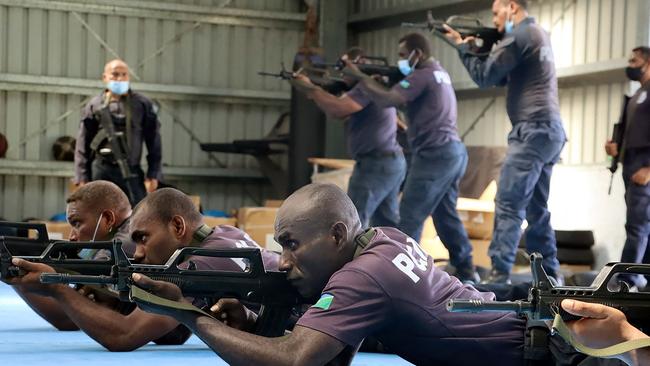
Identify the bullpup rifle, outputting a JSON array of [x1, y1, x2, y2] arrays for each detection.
[[447, 253, 650, 331], [41, 242, 310, 337]]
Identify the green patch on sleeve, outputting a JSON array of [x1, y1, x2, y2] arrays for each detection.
[[399, 80, 411, 89], [312, 293, 334, 310]]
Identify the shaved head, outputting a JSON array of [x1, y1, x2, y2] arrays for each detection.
[[102, 59, 130, 84], [132, 188, 202, 229], [277, 183, 362, 237], [275, 183, 363, 298], [67, 180, 130, 216], [104, 59, 128, 74]]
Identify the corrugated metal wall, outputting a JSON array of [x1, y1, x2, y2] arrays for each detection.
[[352, 0, 639, 164], [0, 0, 304, 220]]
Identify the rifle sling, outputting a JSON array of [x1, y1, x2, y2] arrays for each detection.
[[552, 314, 650, 358], [353, 228, 376, 259], [190, 224, 213, 246], [130, 285, 215, 319]]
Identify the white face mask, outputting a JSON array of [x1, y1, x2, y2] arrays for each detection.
[[91, 213, 103, 242], [398, 50, 419, 76]]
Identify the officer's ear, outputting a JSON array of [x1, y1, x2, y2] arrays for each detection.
[[101, 210, 117, 233], [169, 215, 187, 240], [508, 0, 519, 14], [414, 48, 424, 62], [330, 222, 349, 251]]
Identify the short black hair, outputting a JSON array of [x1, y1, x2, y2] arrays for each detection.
[[345, 47, 365, 60], [500, 0, 529, 10], [398, 33, 431, 58], [66, 180, 130, 215], [133, 188, 202, 228], [633, 46, 650, 61]]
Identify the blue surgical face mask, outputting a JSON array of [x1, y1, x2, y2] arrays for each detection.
[[505, 19, 514, 34], [398, 50, 419, 76], [504, 8, 515, 34], [107, 80, 130, 95]]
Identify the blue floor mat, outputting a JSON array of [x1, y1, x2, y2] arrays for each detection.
[[0, 284, 412, 365]]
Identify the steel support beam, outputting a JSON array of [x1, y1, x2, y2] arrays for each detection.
[[0, 0, 305, 30], [0, 73, 290, 106], [320, 0, 349, 159], [0, 160, 265, 180], [348, 0, 488, 31]]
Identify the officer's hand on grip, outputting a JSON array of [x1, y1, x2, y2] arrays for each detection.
[[631, 167, 650, 186], [605, 140, 619, 157]]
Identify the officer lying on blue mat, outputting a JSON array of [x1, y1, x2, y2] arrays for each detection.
[[6, 188, 277, 351], [6, 181, 136, 331], [132, 183, 650, 366]]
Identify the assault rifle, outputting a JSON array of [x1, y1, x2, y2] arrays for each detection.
[[258, 64, 350, 95], [0, 240, 116, 280], [447, 253, 650, 331], [314, 56, 404, 87], [608, 95, 631, 195], [95, 99, 138, 203], [403, 11, 502, 58], [40, 242, 310, 337]]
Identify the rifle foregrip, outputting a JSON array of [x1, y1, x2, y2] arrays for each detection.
[[40, 273, 115, 285]]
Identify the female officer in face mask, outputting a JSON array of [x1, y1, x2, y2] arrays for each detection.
[[605, 46, 650, 290]]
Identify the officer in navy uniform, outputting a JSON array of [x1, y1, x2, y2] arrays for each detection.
[[606, 46, 650, 290], [74, 59, 162, 205], [446, 0, 566, 284], [292, 47, 407, 229]]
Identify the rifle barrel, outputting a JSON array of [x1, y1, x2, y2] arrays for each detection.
[[447, 299, 534, 314], [40, 273, 116, 285]]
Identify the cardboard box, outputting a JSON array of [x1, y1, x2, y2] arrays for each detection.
[[237, 207, 280, 250], [457, 181, 496, 240], [264, 200, 283, 208], [189, 195, 201, 210], [203, 216, 237, 228], [469, 239, 492, 269], [45, 222, 72, 240]]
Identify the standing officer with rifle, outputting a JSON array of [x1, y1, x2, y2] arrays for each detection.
[[445, 0, 567, 285], [74, 59, 162, 205], [605, 46, 650, 290], [339, 33, 479, 284], [291, 47, 407, 230]]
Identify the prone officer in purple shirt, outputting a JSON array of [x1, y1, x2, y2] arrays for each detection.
[[293, 47, 406, 229], [338, 33, 478, 283], [7, 187, 278, 352], [4, 180, 137, 331], [132, 183, 527, 365], [445, 0, 567, 284]]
